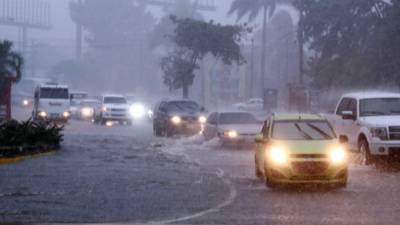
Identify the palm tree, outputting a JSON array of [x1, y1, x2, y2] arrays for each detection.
[[0, 40, 23, 88], [229, 0, 280, 108]]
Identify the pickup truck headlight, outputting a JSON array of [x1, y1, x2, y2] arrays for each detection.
[[224, 130, 238, 138], [171, 116, 181, 124], [198, 116, 207, 124], [370, 127, 388, 140]]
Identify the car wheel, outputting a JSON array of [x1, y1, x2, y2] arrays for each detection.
[[265, 175, 276, 188], [358, 139, 373, 165]]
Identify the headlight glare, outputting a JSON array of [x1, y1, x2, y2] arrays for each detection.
[[171, 116, 181, 124], [81, 107, 93, 117], [129, 103, 146, 119], [198, 116, 207, 123], [224, 130, 238, 138], [63, 111, 70, 118], [269, 147, 287, 165], [22, 99, 29, 106], [329, 146, 347, 164], [38, 111, 47, 117]]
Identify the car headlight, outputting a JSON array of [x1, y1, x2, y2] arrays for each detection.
[[81, 107, 93, 117], [329, 146, 347, 164], [22, 99, 29, 106], [102, 106, 107, 112], [171, 116, 181, 124], [63, 111, 70, 118], [224, 130, 238, 138], [147, 110, 154, 118], [38, 111, 47, 117], [370, 127, 388, 140], [269, 146, 287, 165], [198, 116, 207, 124], [129, 103, 146, 119]]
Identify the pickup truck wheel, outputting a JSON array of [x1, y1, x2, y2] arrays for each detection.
[[359, 139, 373, 166]]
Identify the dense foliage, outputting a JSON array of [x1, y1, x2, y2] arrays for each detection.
[[297, 0, 400, 88], [0, 40, 23, 90], [161, 16, 249, 98], [0, 120, 63, 156]]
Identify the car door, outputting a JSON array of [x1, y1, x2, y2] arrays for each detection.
[[203, 112, 218, 140], [343, 98, 359, 150], [334, 97, 351, 136]]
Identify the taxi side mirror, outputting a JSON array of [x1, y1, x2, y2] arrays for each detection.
[[339, 135, 348, 144], [255, 134, 268, 144]]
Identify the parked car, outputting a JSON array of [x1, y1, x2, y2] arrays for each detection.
[[153, 99, 206, 137], [203, 111, 261, 145], [255, 113, 348, 188], [233, 98, 263, 111], [326, 92, 400, 165], [95, 95, 131, 125]]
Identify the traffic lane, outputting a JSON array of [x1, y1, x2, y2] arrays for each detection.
[[174, 138, 400, 225], [0, 121, 228, 224]]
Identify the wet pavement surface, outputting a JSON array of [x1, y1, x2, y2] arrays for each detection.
[[2, 107, 400, 225]]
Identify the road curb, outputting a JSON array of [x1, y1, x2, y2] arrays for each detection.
[[0, 150, 57, 164]]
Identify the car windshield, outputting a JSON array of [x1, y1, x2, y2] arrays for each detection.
[[40, 88, 69, 99], [80, 101, 99, 107], [272, 121, 336, 140], [104, 97, 127, 104], [167, 101, 200, 112], [360, 98, 400, 116], [219, 112, 258, 124]]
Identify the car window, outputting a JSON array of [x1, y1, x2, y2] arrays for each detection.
[[336, 98, 350, 115], [104, 97, 127, 104], [348, 98, 357, 116], [272, 120, 336, 140], [219, 112, 258, 124]]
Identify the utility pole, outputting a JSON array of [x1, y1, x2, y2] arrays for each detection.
[[75, 0, 83, 61], [260, 5, 268, 109], [298, 8, 304, 85], [250, 38, 255, 98]]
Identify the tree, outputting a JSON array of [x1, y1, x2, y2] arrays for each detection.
[[161, 16, 249, 98], [297, 0, 394, 88], [228, 0, 281, 104], [0, 40, 23, 90]]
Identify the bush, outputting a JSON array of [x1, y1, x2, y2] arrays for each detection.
[[0, 119, 63, 157]]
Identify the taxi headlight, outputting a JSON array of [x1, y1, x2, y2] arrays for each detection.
[[171, 116, 181, 124], [38, 111, 47, 118], [81, 107, 93, 117], [224, 130, 238, 138], [198, 116, 207, 124], [63, 111, 70, 118], [329, 147, 347, 164], [269, 147, 287, 165], [129, 103, 146, 119]]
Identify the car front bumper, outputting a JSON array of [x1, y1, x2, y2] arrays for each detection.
[[169, 122, 202, 134], [369, 140, 400, 156], [265, 159, 348, 184]]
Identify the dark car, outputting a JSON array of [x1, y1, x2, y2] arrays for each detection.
[[153, 99, 207, 137]]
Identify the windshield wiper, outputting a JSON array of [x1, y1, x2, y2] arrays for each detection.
[[306, 123, 332, 139], [294, 123, 313, 140]]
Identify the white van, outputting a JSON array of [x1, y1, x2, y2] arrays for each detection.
[[33, 83, 70, 123]]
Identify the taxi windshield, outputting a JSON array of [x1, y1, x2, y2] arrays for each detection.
[[272, 121, 336, 140]]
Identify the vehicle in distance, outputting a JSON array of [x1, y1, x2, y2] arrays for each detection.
[[153, 99, 206, 137], [95, 95, 131, 125], [69, 91, 89, 118], [78, 98, 101, 121], [233, 98, 263, 111], [327, 92, 400, 165], [32, 83, 70, 123], [255, 113, 348, 188], [203, 111, 261, 145]]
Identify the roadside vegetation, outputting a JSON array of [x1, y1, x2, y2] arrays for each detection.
[[0, 119, 63, 158]]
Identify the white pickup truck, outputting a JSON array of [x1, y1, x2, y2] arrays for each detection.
[[327, 92, 400, 165]]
